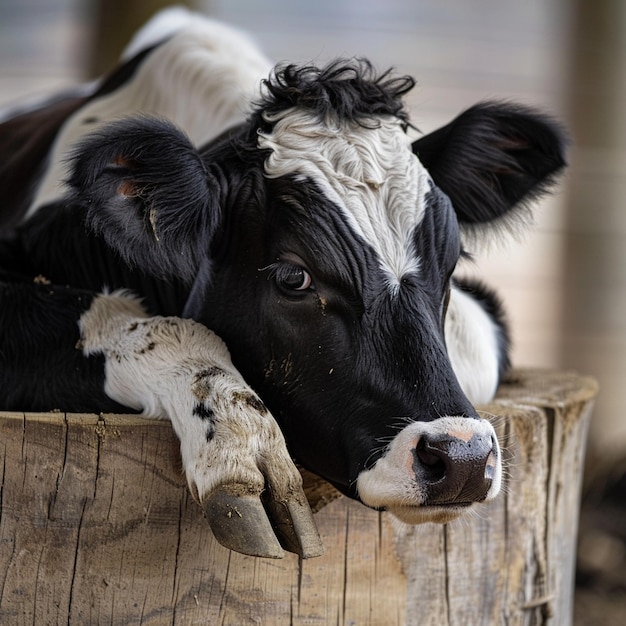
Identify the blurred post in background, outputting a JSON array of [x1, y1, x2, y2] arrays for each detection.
[[88, 0, 196, 76], [563, 0, 626, 474]]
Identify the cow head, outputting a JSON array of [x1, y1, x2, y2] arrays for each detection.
[[69, 60, 565, 523]]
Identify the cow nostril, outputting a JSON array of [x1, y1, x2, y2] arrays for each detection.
[[413, 438, 447, 483]]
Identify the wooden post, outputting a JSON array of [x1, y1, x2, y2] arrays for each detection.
[[561, 0, 626, 469], [0, 370, 596, 625], [87, 0, 197, 77]]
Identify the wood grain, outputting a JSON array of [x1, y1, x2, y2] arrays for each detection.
[[0, 370, 597, 625]]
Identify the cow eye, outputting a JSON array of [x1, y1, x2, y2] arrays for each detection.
[[266, 262, 314, 293], [279, 265, 313, 291]]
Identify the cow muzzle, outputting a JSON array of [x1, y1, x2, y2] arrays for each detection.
[[356, 416, 501, 524], [414, 429, 497, 505]]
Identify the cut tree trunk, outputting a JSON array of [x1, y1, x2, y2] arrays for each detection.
[[0, 369, 597, 625]]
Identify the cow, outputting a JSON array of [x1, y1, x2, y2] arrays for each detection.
[[0, 8, 566, 558]]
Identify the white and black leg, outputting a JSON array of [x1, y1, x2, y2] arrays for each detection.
[[78, 290, 323, 559]]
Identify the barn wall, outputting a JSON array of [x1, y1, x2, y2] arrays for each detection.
[[0, 0, 571, 372]]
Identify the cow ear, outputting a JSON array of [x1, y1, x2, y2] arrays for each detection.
[[412, 102, 567, 233], [68, 116, 219, 281]]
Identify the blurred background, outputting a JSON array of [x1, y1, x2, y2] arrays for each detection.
[[0, 0, 624, 623]]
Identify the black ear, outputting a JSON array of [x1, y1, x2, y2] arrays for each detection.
[[412, 102, 567, 227], [67, 116, 219, 281]]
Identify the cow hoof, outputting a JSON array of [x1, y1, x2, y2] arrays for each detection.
[[204, 487, 323, 559], [204, 489, 285, 558], [204, 489, 285, 559], [263, 495, 324, 559]]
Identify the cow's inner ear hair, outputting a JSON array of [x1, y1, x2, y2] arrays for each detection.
[[412, 101, 567, 248], [116, 179, 140, 198], [67, 116, 221, 282]]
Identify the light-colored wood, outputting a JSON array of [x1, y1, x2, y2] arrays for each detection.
[[0, 370, 596, 625]]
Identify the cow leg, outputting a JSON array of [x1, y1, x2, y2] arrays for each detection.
[[78, 290, 323, 559]]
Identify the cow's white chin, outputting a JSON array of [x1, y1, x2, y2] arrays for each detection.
[[387, 504, 470, 525]]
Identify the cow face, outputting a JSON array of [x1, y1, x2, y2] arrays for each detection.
[[69, 61, 565, 523]]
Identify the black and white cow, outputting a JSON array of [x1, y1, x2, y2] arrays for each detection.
[[0, 9, 566, 558]]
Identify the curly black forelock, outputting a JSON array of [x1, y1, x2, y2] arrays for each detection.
[[252, 58, 415, 131]]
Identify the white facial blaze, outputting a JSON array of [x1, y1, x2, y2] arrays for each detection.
[[258, 109, 431, 289]]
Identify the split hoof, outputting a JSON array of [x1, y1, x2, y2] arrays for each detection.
[[204, 486, 323, 559]]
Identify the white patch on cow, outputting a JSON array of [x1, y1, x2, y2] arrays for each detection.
[[356, 416, 502, 524], [78, 291, 303, 504], [258, 109, 430, 289], [445, 285, 501, 405], [25, 10, 272, 222]]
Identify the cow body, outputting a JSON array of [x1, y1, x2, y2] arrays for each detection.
[[0, 9, 566, 557]]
